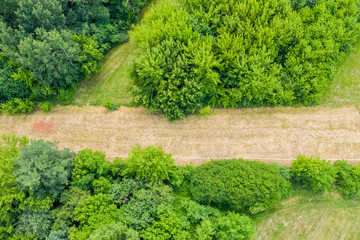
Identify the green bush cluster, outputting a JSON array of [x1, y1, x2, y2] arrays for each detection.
[[0, 0, 146, 112], [2, 134, 360, 239], [130, 0, 360, 120]]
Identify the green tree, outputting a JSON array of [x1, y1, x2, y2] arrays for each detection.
[[214, 212, 255, 240], [190, 159, 289, 214], [14, 139, 75, 199], [334, 160, 360, 198], [124, 145, 177, 182], [89, 223, 139, 240], [15, 210, 52, 240]]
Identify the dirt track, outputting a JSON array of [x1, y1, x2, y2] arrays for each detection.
[[1, 105, 360, 165]]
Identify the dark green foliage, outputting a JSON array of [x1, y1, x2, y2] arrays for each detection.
[[334, 160, 360, 198], [46, 224, 69, 240], [15, 210, 52, 240], [0, 0, 145, 105], [14, 139, 75, 199], [123, 145, 177, 182], [130, 0, 360, 120], [89, 223, 139, 240], [292, 155, 337, 193], [122, 182, 174, 230], [71, 149, 112, 191], [109, 178, 144, 206], [190, 160, 289, 214]]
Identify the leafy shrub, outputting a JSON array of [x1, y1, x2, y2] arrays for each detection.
[[89, 223, 139, 240], [71, 149, 112, 190], [190, 160, 289, 214], [0, 98, 34, 115], [123, 145, 177, 182], [199, 106, 212, 116], [334, 160, 360, 198], [103, 101, 121, 111], [214, 212, 255, 240], [292, 155, 336, 193], [39, 102, 52, 113], [14, 139, 75, 199], [15, 210, 52, 239]]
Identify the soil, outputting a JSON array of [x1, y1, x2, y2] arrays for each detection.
[[1, 105, 359, 165]]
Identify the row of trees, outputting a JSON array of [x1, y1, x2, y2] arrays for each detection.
[[0, 0, 146, 112], [130, 0, 360, 120], [1, 134, 359, 239]]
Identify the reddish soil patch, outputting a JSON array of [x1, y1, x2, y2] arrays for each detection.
[[33, 120, 54, 134]]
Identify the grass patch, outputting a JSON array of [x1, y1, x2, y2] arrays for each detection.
[[252, 190, 360, 240], [321, 41, 360, 107], [73, 0, 165, 105]]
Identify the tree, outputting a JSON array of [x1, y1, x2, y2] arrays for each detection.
[[13, 139, 75, 199], [89, 223, 139, 240], [71, 149, 112, 191], [334, 160, 360, 198], [123, 145, 177, 182], [292, 155, 337, 193], [15, 210, 52, 240], [18, 29, 83, 89], [214, 212, 255, 240], [190, 159, 289, 214]]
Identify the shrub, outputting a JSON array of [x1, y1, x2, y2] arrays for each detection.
[[123, 145, 177, 182], [214, 212, 255, 240], [190, 160, 289, 214], [0, 98, 34, 115], [103, 101, 120, 111], [39, 102, 52, 113], [71, 149, 112, 190], [199, 106, 212, 116], [14, 139, 75, 199], [334, 160, 360, 198], [292, 155, 336, 193]]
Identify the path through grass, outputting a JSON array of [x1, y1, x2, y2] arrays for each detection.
[[253, 191, 360, 240]]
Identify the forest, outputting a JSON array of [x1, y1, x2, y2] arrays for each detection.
[[0, 0, 145, 113], [1, 134, 360, 239]]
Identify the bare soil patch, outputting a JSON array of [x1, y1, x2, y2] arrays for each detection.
[[1, 105, 360, 165]]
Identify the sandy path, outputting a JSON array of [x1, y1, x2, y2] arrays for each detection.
[[1, 105, 360, 165]]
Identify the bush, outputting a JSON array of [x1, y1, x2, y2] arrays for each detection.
[[103, 101, 120, 111], [39, 102, 52, 113], [123, 145, 177, 182], [0, 98, 34, 115], [334, 160, 360, 198], [14, 139, 75, 199], [292, 155, 336, 193], [190, 160, 289, 214], [214, 212, 255, 240]]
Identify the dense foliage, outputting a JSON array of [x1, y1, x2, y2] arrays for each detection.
[[2, 135, 360, 239], [292, 155, 337, 193], [0, 0, 146, 113], [190, 160, 290, 214], [130, 0, 360, 120]]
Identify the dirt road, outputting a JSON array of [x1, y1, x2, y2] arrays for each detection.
[[1, 105, 359, 165]]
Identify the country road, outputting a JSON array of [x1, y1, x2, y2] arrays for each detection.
[[1, 105, 360, 165]]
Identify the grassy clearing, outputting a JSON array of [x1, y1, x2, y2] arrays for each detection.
[[321, 42, 360, 107], [252, 191, 360, 240], [73, 0, 164, 105]]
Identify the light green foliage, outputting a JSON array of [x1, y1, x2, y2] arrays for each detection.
[[73, 34, 103, 78], [14, 139, 75, 199], [71, 149, 112, 191], [0, 98, 34, 115], [214, 212, 255, 240], [190, 160, 289, 214], [292, 155, 337, 193], [15, 210, 52, 240], [89, 223, 139, 240], [130, 0, 360, 120], [70, 194, 120, 239], [194, 220, 214, 240], [124, 145, 176, 182], [0, 135, 28, 239], [93, 177, 112, 194], [122, 182, 174, 230], [39, 102, 52, 113], [51, 187, 90, 230], [334, 160, 360, 198], [141, 210, 190, 240]]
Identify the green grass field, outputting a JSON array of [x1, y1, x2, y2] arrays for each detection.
[[252, 191, 360, 240]]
